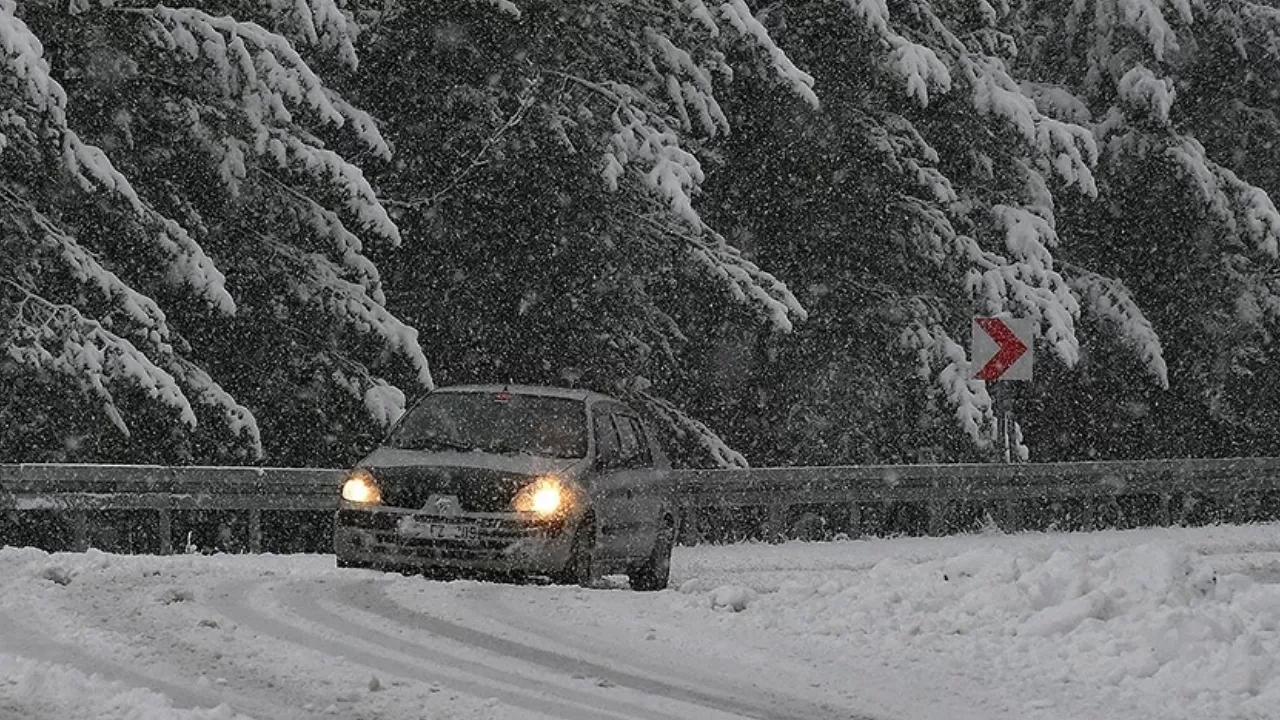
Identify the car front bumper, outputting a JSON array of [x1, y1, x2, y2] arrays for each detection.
[[333, 503, 574, 575]]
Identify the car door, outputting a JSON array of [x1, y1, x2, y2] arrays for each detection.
[[614, 413, 667, 557], [591, 407, 660, 561]]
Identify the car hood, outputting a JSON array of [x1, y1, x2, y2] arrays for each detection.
[[356, 447, 587, 512], [359, 447, 584, 476]]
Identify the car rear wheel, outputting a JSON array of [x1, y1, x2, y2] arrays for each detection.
[[555, 514, 598, 587], [630, 516, 674, 591]]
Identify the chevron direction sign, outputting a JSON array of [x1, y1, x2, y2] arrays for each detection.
[[971, 317, 1033, 381]]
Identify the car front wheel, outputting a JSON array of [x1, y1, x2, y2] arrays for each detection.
[[630, 517, 674, 591], [555, 514, 598, 587]]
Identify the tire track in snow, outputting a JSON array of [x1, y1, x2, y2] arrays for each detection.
[[324, 579, 862, 720], [290, 581, 723, 720], [0, 609, 259, 718], [211, 577, 671, 720], [458, 581, 850, 713]]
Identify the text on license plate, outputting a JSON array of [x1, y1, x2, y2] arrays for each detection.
[[397, 518, 479, 542]]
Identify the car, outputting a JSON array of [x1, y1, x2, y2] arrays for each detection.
[[334, 384, 677, 590]]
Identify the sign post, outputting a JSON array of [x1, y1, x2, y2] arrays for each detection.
[[971, 317, 1034, 462]]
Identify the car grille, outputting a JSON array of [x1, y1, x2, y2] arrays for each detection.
[[369, 466, 531, 512]]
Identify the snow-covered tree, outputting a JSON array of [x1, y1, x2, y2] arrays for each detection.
[[1003, 0, 1280, 455], [344, 0, 827, 466], [1, 1, 428, 462], [699, 0, 1280, 462], [682, 0, 1111, 460]]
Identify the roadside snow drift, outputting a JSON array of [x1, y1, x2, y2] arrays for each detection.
[[1, 523, 1278, 720], [670, 541, 1279, 719]]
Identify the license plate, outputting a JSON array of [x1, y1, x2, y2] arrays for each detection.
[[397, 518, 478, 542]]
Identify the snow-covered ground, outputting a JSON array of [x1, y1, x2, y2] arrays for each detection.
[[1, 523, 1278, 719]]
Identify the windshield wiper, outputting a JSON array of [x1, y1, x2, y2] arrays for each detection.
[[407, 435, 477, 453], [480, 440, 524, 455]]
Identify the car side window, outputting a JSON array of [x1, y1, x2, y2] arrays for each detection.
[[594, 410, 621, 466], [614, 415, 638, 466], [625, 416, 653, 467], [614, 415, 652, 468]]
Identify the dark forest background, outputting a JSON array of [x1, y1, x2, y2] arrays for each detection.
[[6, 1, 1280, 470]]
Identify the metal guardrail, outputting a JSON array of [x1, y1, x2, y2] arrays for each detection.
[[673, 457, 1280, 539], [0, 463, 342, 553], [3, 458, 1279, 553]]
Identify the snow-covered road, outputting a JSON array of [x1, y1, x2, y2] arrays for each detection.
[[2, 523, 1278, 720]]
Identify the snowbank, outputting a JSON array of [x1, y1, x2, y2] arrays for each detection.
[[673, 532, 1280, 719], [3, 523, 1279, 720], [0, 652, 253, 720]]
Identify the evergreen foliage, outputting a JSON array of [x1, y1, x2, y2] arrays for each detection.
[[1, 0, 428, 463], [4, 0, 1280, 466]]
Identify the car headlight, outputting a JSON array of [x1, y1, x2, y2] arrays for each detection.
[[512, 476, 570, 517], [341, 468, 381, 504]]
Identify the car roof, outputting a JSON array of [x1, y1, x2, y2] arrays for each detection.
[[431, 384, 621, 406]]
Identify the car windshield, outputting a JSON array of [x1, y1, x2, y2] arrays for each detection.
[[387, 391, 588, 459]]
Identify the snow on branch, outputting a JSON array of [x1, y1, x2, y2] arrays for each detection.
[[330, 366, 407, 428], [1117, 65, 1176, 124], [2, 194, 264, 451], [604, 103, 707, 227], [899, 318, 995, 446], [3, 190, 173, 349], [717, 0, 819, 107], [631, 389, 748, 468], [2, 280, 197, 437], [1065, 267, 1169, 388], [683, 0, 720, 36], [868, 114, 957, 204], [257, 0, 361, 69], [686, 235, 806, 333], [1020, 82, 1093, 125], [842, 0, 891, 34], [2, 4, 236, 314], [262, 171, 385, 303], [260, 128, 400, 244], [1033, 118, 1099, 197], [1115, 0, 1188, 62], [964, 56, 1099, 196], [887, 37, 952, 108], [632, 211, 805, 333], [0, 3, 70, 126], [646, 28, 730, 136], [140, 6, 388, 160], [1166, 137, 1280, 257], [273, 242, 433, 391], [166, 356, 262, 452], [472, 0, 522, 19], [978, 203, 1080, 365]]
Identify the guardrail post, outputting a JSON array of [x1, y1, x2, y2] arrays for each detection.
[[677, 506, 700, 545], [1078, 499, 1093, 531], [248, 508, 262, 553], [1000, 500, 1024, 533], [847, 503, 862, 538], [158, 508, 173, 555], [68, 510, 89, 551], [765, 503, 787, 542], [927, 500, 946, 536], [1229, 491, 1252, 524], [1155, 494, 1172, 527]]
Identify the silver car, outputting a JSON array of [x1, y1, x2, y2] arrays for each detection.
[[334, 384, 676, 590]]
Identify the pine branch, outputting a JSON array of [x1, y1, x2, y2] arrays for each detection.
[[383, 80, 540, 210]]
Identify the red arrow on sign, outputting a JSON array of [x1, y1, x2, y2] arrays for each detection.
[[974, 317, 1029, 381]]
